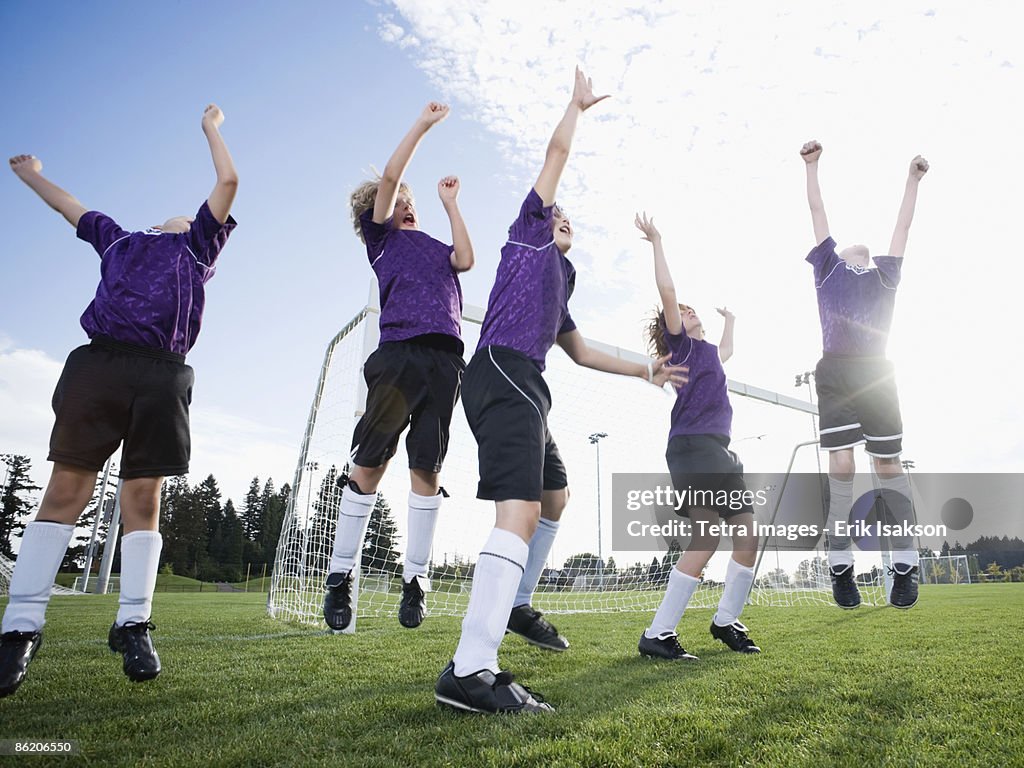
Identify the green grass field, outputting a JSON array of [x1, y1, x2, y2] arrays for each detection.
[[2, 585, 1022, 767]]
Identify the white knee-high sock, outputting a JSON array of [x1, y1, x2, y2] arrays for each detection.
[[713, 557, 756, 627], [645, 567, 700, 639], [514, 517, 559, 608], [116, 530, 163, 626], [826, 476, 855, 569], [2, 521, 74, 633], [328, 485, 377, 575], [453, 528, 528, 676], [875, 472, 918, 567], [404, 490, 441, 584]]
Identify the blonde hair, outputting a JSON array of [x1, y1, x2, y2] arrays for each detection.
[[349, 176, 413, 243], [644, 303, 703, 358]]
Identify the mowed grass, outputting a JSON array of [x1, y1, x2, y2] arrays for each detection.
[[1, 585, 1022, 767]]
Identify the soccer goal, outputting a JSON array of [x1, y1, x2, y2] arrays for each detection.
[[268, 296, 886, 628], [0, 555, 80, 596], [918, 555, 971, 585]]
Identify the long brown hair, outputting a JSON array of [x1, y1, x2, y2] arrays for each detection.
[[644, 304, 702, 358]]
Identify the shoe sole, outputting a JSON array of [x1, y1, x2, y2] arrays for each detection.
[[505, 628, 568, 652], [435, 693, 487, 713], [890, 597, 919, 609], [323, 615, 352, 631], [127, 669, 160, 683], [834, 601, 861, 610], [638, 650, 699, 662]]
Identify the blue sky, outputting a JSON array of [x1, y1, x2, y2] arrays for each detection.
[[2, 1, 1022, 572]]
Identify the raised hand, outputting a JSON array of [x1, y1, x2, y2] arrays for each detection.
[[202, 103, 225, 131], [438, 175, 460, 204], [420, 101, 450, 127], [716, 306, 735, 321], [652, 355, 689, 390], [572, 66, 610, 112], [9, 154, 42, 177], [910, 154, 929, 180], [800, 140, 822, 164], [634, 211, 662, 243]]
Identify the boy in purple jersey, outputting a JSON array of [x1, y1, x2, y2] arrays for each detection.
[[0, 104, 238, 697], [800, 140, 929, 610], [435, 68, 686, 715], [322, 101, 474, 633], [635, 212, 761, 662]]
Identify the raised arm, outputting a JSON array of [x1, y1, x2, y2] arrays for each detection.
[[438, 175, 474, 272], [201, 104, 238, 224], [716, 307, 735, 363], [635, 212, 682, 336], [9, 155, 87, 228], [556, 330, 687, 389], [887, 155, 929, 258], [801, 140, 830, 245], [534, 66, 609, 205], [374, 102, 449, 224]]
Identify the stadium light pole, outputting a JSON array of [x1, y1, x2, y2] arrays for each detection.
[[901, 459, 922, 559], [589, 432, 608, 588]]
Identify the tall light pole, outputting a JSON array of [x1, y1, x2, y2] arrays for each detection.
[[901, 459, 922, 561], [589, 432, 608, 588], [795, 371, 822, 475]]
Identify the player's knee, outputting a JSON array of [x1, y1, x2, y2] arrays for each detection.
[[828, 452, 855, 480], [872, 456, 901, 478]]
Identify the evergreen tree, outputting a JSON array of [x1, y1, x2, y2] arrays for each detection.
[[242, 477, 263, 541], [363, 494, 401, 574], [218, 499, 245, 582], [1, 454, 42, 558], [257, 480, 289, 573]]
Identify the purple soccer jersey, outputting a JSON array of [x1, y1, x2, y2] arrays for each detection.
[[477, 188, 576, 371], [666, 331, 733, 439], [360, 210, 463, 344], [76, 201, 236, 356], [807, 237, 902, 357]]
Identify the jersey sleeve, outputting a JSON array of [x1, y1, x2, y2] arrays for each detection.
[[186, 200, 237, 269], [805, 236, 842, 287], [665, 331, 693, 364], [76, 211, 129, 258], [507, 187, 554, 248], [359, 208, 390, 264], [557, 312, 577, 336], [873, 256, 904, 289]]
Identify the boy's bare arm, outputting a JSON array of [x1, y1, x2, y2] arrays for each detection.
[[438, 176, 474, 272], [9, 155, 87, 228], [635, 212, 683, 337], [202, 104, 238, 224], [888, 155, 929, 258], [801, 140, 830, 245], [716, 307, 735, 363], [374, 102, 449, 224], [534, 66, 609, 206]]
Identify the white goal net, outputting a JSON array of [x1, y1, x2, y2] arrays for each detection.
[[269, 300, 890, 628]]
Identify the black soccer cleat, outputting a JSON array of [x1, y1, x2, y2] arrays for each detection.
[[0, 630, 42, 697], [638, 630, 699, 661], [323, 571, 354, 631], [889, 564, 920, 609], [710, 620, 761, 654], [829, 564, 862, 609], [435, 661, 554, 714], [399, 576, 427, 629], [506, 604, 569, 652], [108, 620, 161, 682]]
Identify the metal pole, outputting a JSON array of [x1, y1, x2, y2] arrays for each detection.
[[81, 457, 113, 593], [95, 478, 123, 595], [589, 433, 608, 589]]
